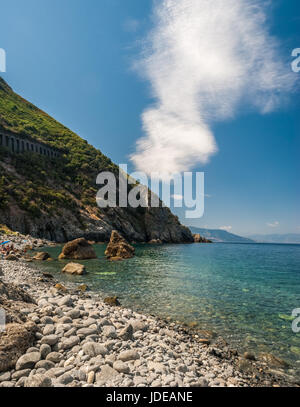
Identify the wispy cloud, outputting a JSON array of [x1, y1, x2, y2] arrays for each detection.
[[267, 221, 279, 227], [219, 226, 232, 231], [131, 0, 295, 176], [123, 18, 140, 33]]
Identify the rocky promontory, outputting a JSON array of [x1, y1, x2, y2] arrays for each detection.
[[193, 234, 212, 243]]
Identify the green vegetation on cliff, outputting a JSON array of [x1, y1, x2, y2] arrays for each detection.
[[0, 77, 117, 217], [0, 77, 115, 171]]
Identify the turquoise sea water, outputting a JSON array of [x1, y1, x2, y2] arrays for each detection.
[[36, 243, 300, 374]]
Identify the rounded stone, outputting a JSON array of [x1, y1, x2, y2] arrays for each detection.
[[118, 350, 140, 362], [41, 335, 59, 346], [40, 344, 52, 359], [16, 352, 41, 371], [46, 352, 63, 363], [35, 360, 55, 370], [113, 360, 130, 374], [24, 374, 52, 388]]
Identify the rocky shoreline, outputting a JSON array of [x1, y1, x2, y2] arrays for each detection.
[[0, 232, 299, 388], [0, 255, 299, 388]]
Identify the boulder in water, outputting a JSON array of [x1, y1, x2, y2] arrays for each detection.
[[58, 238, 97, 260], [104, 296, 121, 306], [62, 262, 86, 275], [33, 252, 51, 261]]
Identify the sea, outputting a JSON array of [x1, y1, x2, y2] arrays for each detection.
[[36, 242, 300, 377]]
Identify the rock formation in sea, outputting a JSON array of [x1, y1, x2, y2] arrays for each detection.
[[193, 234, 212, 243], [104, 230, 135, 261]]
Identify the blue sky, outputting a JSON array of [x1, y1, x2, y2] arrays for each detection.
[[0, 0, 299, 236]]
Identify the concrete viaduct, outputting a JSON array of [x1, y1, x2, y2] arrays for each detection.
[[0, 127, 62, 158]]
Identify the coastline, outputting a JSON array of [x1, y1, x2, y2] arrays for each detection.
[[0, 245, 298, 387]]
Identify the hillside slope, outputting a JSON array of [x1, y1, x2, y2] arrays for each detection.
[[189, 227, 255, 243], [0, 77, 192, 243]]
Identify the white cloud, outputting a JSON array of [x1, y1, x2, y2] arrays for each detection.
[[267, 221, 279, 227], [219, 226, 232, 231], [131, 0, 295, 177]]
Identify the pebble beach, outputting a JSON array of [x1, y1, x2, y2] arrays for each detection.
[[0, 234, 298, 388]]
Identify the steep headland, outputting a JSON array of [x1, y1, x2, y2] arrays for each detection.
[[0, 77, 192, 243]]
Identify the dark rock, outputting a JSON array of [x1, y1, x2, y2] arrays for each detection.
[[42, 272, 54, 279], [244, 352, 256, 361], [118, 324, 134, 341], [5, 254, 18, 261], [198, 338, 211, 345]]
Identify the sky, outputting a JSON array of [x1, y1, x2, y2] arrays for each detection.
[[0, 0, 299, 236]]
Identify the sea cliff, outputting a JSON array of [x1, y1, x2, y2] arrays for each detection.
[[0, 77, 192, 243]]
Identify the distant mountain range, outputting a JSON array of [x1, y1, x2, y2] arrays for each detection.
[[247, 234, 300, 244], [188, 227, 300, 244], [188, 227, 255, 243]]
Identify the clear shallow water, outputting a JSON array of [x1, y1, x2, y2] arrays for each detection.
[[36, 243, 300, 373]]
